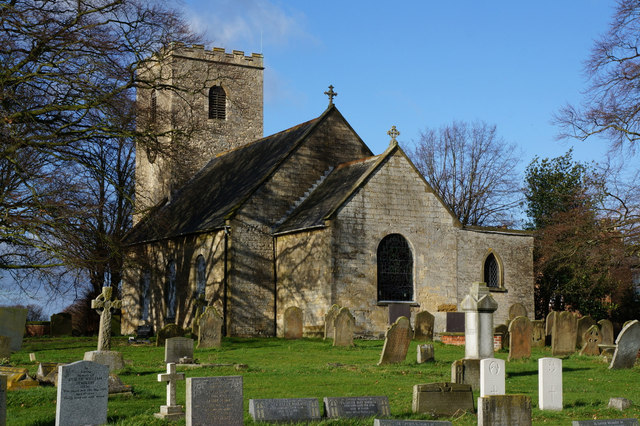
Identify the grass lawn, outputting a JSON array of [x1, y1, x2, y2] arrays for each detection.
[[4, 336, 640, 425]]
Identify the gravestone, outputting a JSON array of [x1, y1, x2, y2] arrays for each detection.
[[37, 362, 62, 385], [552, 311, 577, 356], [283, 306, 303, 339], [579, 325, 602, 356], [480, 358, 505, 397], [165, 337, 194, 364], [531, 320, 545, 348], [417, 344, 434, 363], [451, 358, 480, 391], [83, 349, 124, 372], [154, 363, 185, 420], [414, 311, 435, 341], [197, 306, 223, 349], [608, 397, 632, 411], [156, 323, 185, 347], [0, 336, 10, 359], [411, 382, 474, 416], [0, 307, 27, 351], [91, 286, 121, 351], [374, 420, 452, 426], [186, 376, 243, 426], [545, 311, 557, 346], [136, 324, 153, 339], [0, 374, 5, 426], [598, 319, 614, 345], [576, 316, 597, 349], [445, 312, 465, 332], [461, 282, 498, 360], [609, 319, 640, 369], [378, 316, 413, 365], [323, 396, 390, 418], [494, 324, 509, 350], [477, 395, 532, 426], [50, 313, 73, 337], [55, 361, 109, 426], [333, 307, 355, 347], [508, 316, 532, 361], [572, 420, 639, 426], [324, 304, 340, 340], [0, 366, 38, 390], [508, 303, 527, 321], [538, 357, 562, 410], [389, 303, 411, 324], [249, 398, 321, 422]]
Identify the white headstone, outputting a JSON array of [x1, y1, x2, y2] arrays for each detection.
[[538, 357, 562, 410], [55, 360, 109, 426], [480, 358, 505, 397]]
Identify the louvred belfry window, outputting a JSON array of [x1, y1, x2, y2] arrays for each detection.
[[377, 234, 413, 302], [208, 85, 226, 119]]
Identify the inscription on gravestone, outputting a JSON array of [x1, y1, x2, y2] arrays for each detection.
[[378, 316, 413, 365], [283, 306, 303, 339], [186, 376, 243, 426], [572, 420, 639, 426], [480, 358, 505, 397], [55, 361, 109, 426], [412, 382, 474, 416], [538, 357, 562, 410], [323, 396, 390, 418], [249, 398, 321, 422]]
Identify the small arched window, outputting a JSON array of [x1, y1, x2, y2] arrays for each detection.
[[196, 255, 206, 298], [484, 253, 501, 288], [208, 85, 226, 119], [377, 234, 413, 302], [166, 260, 177, 322]]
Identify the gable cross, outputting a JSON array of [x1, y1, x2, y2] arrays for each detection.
[[324, 85, 337, 106], [158, 362, 185, 410], [91, 286, 122, 351], [387, 125, 400, 143]]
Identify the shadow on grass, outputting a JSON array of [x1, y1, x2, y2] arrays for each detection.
[[507, 366, 590, 378]]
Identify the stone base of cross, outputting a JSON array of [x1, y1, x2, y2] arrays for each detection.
[[154, 362, 185, 420]]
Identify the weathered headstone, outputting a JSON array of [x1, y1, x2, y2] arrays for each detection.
[[324, 304, 340, 340], [598, 319, 614, 345], [333, 307, 355, 347], [576, 316, 597, 349], [572, 420, 639, 426], [186, 376, 243, 426], [412, 382, 474, 416], [0, 307, 27, 351], [531, 320, 545, 348], [552, 311, 577, 356], [50, 313, 73, 337], [283, 306, 303, 339], [0, 366, 38, 390], [0, 374, 6, 426], [538, 357, 562, 410], [477, 395, 531, 426], [480, 358, 505, 397], [378, 316, 413, 365], [107, 373, 132, 395], [136, 324, 153, 339], [508, 316, 532, 361], [579, 325, 602, 356], [0, 337, 10, 359], [323, 396, 390, 418], [154, 363, 185, 420], [414, 311, 435, 341], [494, 324, 509, 350], [156, 323, 185, 347], [374, 420, 452, 426], [417, 344, 434, 363], [165, 337, 194, 364], [461, 282, 498, 360], [197, 306, 223, 349], [451, 358, 480, 391], [249, 398, 321, 422], [608, 397, 632, 411], [508, 303, 527, 321], [545, 311, 557, 346], [55, 361, 109, 426], [91, 286, 121, 352], [83, 350, 124, 372], [609, 319, 640, 369]]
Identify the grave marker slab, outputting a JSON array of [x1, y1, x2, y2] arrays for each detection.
[[283, 306, 303, 339], [378, 316, 413, 364], [83, 350, 124, 372], [0, 337, 9, 359], [165, 337, 194, 364], [333, 307, 355, 347], [451, 358, 480, 391], [156, 324, 185, 347], [572, 420, 639, 426], [374, 420, 452, 426], [186, 376, 243, 426], [598, 319, 615, 345], [576, 316, 597, 349], [324, 305, 340, 340], [508, 316, 532, 361], [538, 357, 562, 410], [609, 320, 640, 369], [55, 361, 109, 426], [0, 374, 6, 426], [480, 358, 505, 397], [197, 307, 223, 349], [50, 313, 73, 337], [0, 307, 27, 351], [531, 320, 545, 348], [249, 398, 321, 422], [414, 311, 435, 341], [508, 303, 527, 321], [412, 382, 474, 416], [608, 397, 632, 411], [477, 395, 531, 426], [552, 311, 577, 356], [545, 311, 557, 346], [580, 325, 602, 356], [417, 344, 434, 363], [323, 396, 390, 418]]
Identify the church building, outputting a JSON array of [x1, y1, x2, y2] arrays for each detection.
[[121, 44, 534, 338]]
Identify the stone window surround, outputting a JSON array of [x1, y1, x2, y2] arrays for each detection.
[[376, 233, 415, 303], [208, 85, 227, 120], [481, 250, 508, 293]]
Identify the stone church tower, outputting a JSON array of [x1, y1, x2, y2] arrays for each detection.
[[135, 44, 264, 219]]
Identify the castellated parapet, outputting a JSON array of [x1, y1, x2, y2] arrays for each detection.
[[169, 43, 264, 68]]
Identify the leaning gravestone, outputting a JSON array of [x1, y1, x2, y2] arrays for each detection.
[[56, 361, 109, 426], [0, 336, 10, 359], [508, 303, 527, 321], [480, 358, 505, 397], [378, 316, 413, 364], [609, 319, 640, 369], [165, 337, 194, 364], [545, 311, 557, 346], [508, 316, 532, 361], [576, 316, 597, 349], [478, 395, 532, 426], [283, 306, 303, 339], [414, 310, 435, 341], [249, 398, 321, 422], [323, 396, 390, 418], [412, 382, 474, 416], [598, 319, 614, 345], [186, 376, 243, 426], [0, 374, 6, 426], [531, 320, 545, 348], [552, 311, 577, 356], [333, 307, 355, 347], [50, 313, 73, 337], [0, 307, 27, 351], [156, 323, 185, 347], [538, 357, 562, 410], [324, 304, 340, 340], [580, 325, 602, 356], [197, 306, 223, 349]]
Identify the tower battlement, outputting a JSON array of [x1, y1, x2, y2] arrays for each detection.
[[169, 42, 263, 68]]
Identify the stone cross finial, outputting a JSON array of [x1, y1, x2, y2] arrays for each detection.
[[91, 286, 122, 351], [155, 362, 185, 419], [387, 126, 400, 143], [324, 85, 337, 105]]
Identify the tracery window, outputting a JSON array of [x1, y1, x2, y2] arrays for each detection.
[[208, 85, 226, 119], [166, 260, 177, 322], [377, 234, 413, 302], [484, 253, 500, 288]]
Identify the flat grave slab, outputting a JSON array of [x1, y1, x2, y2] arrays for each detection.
[[412, 382, 474, 416], [478, 394, 531, 426], [374, 420, 452, 426], [572, 420, 639, 426], [323, 396, 390, 418], [55, 360, 109, 426], [186, 376, 243, 426], [249, 398, 320, 422]]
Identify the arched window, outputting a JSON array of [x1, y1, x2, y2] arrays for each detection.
[[196, 255, 206, 298], [208, 85, 226, 119], [150, 90, 157, 123], [166, 260, 177, 322], [484, 253, 501, 288], [139, 269, 151, 321], [377, 234, 413, 302]]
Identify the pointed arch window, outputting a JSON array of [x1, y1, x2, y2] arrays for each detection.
[[484, 252, 501, 288], [166, 260, 177, 322], [377, 234, 413, 302], [196, 254, 206, 298], [208, 85, 226, 119]]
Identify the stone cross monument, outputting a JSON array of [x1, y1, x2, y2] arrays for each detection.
[[461, 282, 498, 359], [155, 362, 185, 420], [92, 286, 122, 351]]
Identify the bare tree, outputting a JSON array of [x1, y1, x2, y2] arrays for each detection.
[[407, 121, 522, 227]]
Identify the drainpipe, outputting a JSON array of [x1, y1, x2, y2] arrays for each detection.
[[223, 225, 230, 336]]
